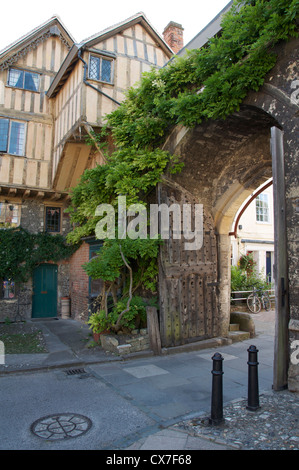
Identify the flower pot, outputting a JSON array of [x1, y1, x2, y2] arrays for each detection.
[[93, 330, 110, 343], [93, 332, 101, 343]]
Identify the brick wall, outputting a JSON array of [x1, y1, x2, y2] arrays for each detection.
[[69, 242, 90, 321]]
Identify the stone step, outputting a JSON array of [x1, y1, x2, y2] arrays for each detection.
[[228, 330, 251, 342], [229, 323, 240, 331]]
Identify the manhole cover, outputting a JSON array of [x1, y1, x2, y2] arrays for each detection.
[[31, 413, 92, 440]]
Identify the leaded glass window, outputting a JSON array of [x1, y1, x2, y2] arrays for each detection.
[[9, 121, 26, 155], [0, 118, 26, 156], [8, 68, 40, 92], [0, 119, 9, 152], [89, 55, 113, 83], [101, 59, 112, 83], [45, 207, 61, 233]]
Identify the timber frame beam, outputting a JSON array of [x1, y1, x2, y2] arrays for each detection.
[[0, 184, 69, 202]]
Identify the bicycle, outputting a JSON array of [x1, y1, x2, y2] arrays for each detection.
[[247, 286, 272, 313]]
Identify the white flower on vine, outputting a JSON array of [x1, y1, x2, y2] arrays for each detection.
[[152, 79, 165, 89]]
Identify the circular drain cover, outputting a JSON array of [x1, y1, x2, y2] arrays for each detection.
[[31, 413, 92, 440]]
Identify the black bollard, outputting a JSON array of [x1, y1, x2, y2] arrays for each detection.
[[209, 352, 224, 425], [247, 345, 260, 411]]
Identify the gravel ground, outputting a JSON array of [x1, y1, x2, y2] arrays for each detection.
[[177, 390, 299, 450]]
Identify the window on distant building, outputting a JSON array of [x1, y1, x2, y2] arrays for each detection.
[[88, 55, 113, 83], [45, 207, 61, 233], [0, 118, 26, 156], [256, 193, 270, 223], [8, 68, 40, 92], [0, 202, 20, 227]]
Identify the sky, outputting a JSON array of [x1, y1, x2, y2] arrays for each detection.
[[0, 0, 231, 51]]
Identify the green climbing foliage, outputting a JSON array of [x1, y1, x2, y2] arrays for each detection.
[[83, 237, 161, 293], [106, 0, 298, 142], [66, 0, 298, 300], [0, 227, 77, 283], [66, 147, 183, 245]]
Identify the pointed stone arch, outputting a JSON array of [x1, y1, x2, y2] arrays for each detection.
[[160, 35, 299, 390]]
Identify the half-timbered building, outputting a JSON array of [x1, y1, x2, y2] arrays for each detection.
[[0, 14, 173, 320]]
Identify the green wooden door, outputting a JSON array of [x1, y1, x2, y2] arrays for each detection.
[[32, 264, 58, 318]]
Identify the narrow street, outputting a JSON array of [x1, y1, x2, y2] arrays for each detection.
[[0, 312, 278, 450]]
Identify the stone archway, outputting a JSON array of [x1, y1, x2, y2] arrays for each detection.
[[159, 35, 299, 391], [160, 105, 277, 337]]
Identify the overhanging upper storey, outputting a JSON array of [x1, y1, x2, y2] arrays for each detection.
[[0, 16, 74, 198], [49, 13, 174, 192]]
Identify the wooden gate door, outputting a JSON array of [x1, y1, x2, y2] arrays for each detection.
[[32, 264, 58, 318], [158, 181, 219, 347]]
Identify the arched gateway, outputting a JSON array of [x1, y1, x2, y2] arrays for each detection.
[[158, 36, 299, 392]]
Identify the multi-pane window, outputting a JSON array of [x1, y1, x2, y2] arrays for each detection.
[[89, 55, 113, 83], [8, 68, 40, 92], [0, 202, 20, 226], [45, 207, 61, 233], [256, 193, 269, 223], [0, 118, 26, 156]]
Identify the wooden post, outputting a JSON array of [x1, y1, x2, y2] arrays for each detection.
[[271, 126, 289, 391], [146, 306, 162, 355]]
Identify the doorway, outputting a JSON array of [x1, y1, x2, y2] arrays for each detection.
[[32, 264, 58, 318]]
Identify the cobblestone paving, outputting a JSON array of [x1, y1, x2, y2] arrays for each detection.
[[177, 390, 299, 450]]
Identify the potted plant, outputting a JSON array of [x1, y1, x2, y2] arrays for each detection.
[[87, 310, 111, 343]]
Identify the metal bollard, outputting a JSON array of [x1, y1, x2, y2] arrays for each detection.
[[247, 345, 260, 411], [209, 352, 224, 425]]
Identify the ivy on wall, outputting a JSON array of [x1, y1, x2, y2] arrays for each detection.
[[65, 0, 298, 296], [106, 0, 298, 147], [0, 227, 77, 283]]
